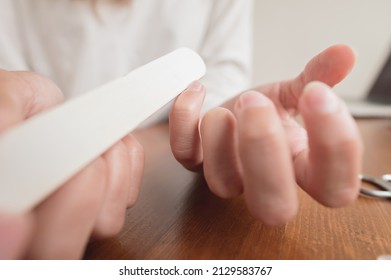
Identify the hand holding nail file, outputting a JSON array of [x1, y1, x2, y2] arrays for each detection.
[[0, 48, 206, 213]]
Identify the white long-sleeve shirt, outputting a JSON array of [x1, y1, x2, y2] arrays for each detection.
[[0, 0, 253, 121]]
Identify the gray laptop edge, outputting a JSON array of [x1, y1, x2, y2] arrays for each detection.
[[347, 50, 391, 117]]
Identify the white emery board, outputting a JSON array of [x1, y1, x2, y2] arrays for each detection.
[[0, 48, 206, 213]]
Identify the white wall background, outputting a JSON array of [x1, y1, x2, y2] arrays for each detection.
[[252, 0, 391, 100]]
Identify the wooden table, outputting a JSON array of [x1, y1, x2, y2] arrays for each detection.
[[84, 118, 391, 260]]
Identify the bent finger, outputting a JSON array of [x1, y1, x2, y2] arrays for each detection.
[[296, 82, 363, 206], [235, 92, 298, 225], [200, 107, 243, 198], [169, 81, 205, 171], [121, 134, 144, 207], [93, 141, 131, 239]]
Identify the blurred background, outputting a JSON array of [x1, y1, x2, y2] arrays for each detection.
[[252, 0, 391, 101]]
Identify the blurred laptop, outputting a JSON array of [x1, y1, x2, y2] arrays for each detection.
[[253, 1, 391, 118], [347, 48, 391, 118]]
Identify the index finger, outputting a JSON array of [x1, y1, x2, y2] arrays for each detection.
[[257, 44, 356, 110], [221, 45, 356, 113]]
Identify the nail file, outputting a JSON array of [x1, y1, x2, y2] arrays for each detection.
[[0, 48, 206, 213]]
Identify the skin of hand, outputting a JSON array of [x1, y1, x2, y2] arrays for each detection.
[[0, 70, 144, 259], [169, 44, 363, 225]]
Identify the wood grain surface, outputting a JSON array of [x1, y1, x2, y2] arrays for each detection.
[[84, 119, 391, 260]]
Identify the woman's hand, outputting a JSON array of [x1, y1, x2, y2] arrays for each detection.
[[0, 70, 144, 259], [169, 45, 363, 225]]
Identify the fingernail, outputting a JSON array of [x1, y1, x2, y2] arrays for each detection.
[[238, 91, 270, 110], [187, 81, 204, 92], [303, 82, 340, 113]]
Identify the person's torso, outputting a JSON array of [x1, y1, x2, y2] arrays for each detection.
[[0, 0, 213, 98]]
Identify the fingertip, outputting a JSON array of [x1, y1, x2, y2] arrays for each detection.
[[92, 213, 125, 240], [322, 44, 357, 71], [186, 80, 204, 92], [247, 197, 298, 226], [175, 80, 205, 107], [304, 44, 356, 87], [313, 182, 360, 208], [333, 44, 357, 58]]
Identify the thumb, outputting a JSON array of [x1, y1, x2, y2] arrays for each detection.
[[0, 70, 64, 132]]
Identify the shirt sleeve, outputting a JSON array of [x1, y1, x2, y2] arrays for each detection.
[[0, 0, 28, 70], [199, 0, 254, 114]]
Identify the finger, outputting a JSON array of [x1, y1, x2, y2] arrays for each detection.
[[169, 81, 205, 171], [296, 82, 363, 206], [0, 70, 64, 131], [235, 92, 298, 225], [258, 44, 356, 110], [200, 107, 243, 198], [0, 213, 34, 259], [92, 141, 131, 239], [121, 134, 144, 207], [27, 158, 107, 259]]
